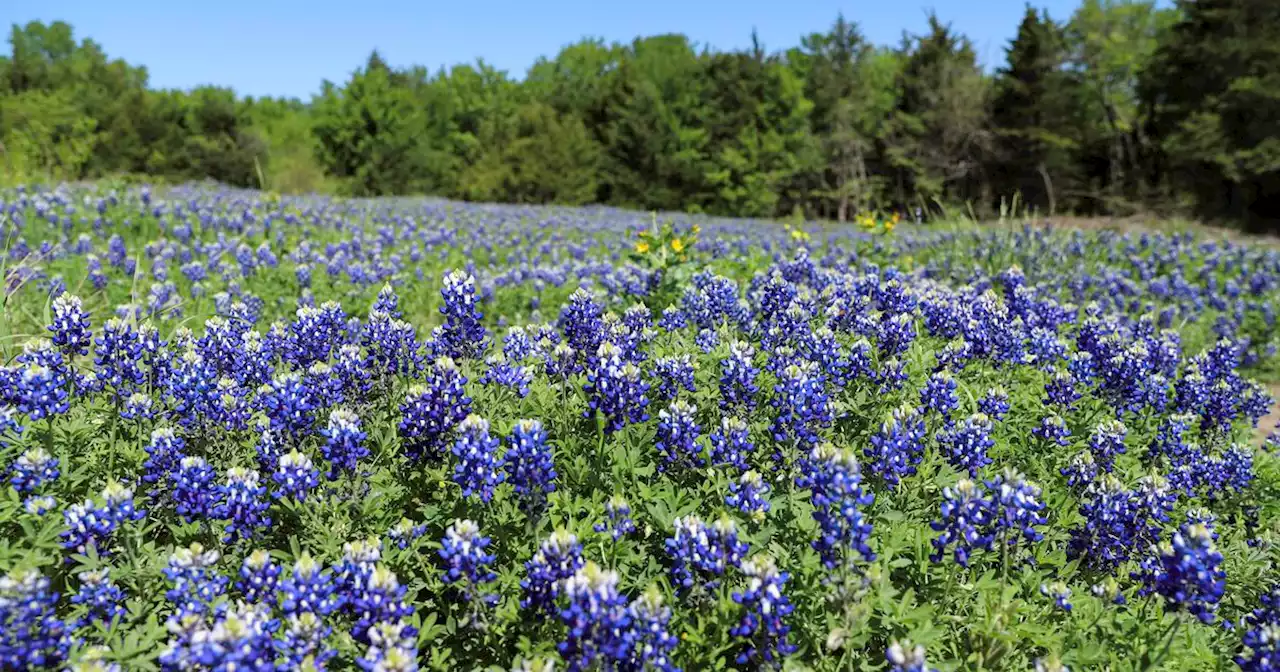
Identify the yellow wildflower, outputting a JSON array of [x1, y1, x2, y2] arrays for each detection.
[[635, 241, 651, 254], [671, 238, 685, 253]]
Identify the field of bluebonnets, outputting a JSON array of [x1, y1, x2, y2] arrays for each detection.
[[3, 183, 1280, 672]]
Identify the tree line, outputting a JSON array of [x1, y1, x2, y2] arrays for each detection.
[[2, 0, 1278, 228]]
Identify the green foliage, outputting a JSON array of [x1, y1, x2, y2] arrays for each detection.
[[7, 1, 1280, 228], [1144, 0, 1280, 229]]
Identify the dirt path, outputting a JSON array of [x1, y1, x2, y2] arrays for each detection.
[[1256, 384, 1280, 448]]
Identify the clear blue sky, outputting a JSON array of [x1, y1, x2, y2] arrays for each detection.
[[6, 0, 1102, 100]]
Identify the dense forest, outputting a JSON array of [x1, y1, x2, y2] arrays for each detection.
[[2, 0, 1278, 228]]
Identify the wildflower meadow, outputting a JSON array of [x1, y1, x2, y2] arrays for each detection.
[[2, 184, 1280, 671]]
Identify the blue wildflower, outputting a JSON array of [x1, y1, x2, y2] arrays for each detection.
[[797, 443, 875, 569], [504, 419, 557, 514], [522, 530, 585, 614], [730, 555, 796, 667], [451, 415, 505, 504]]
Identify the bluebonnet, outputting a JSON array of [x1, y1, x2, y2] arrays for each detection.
[[216, 467, 271, 542], [16, 364, 70, 420], [480, 353, 533, 398], [1061, 451, 1099, 490], [163, 542, 229, 615], [652, 355, 696, 404], [165, 349, 217, 426], [502, 325, 539, 362], [584, 342, 650, 434], [665, 515, 748, 592], [120, 391, 155, 421], [626, 587, 680, 672], [865, 405, 926, 487], [504, 418, 557, 514], [0, 569, 69, 669], [877, 357, 909, 393], [213, 376, 253, 431], [334, 537, 383, 601], [399, 357, 472, 460], [272, 449, 322, 501], [255, 425, 285, 474], [304, 362, 344, 408], [920, 371, 959, 418], [49, 293, 92, 358], [659, 306, 688, 332], [804, 326, 849, 388], [1068, 475, 1152, 571], [236, 550, 282, 603], [930, 479, 994, 566], [1236, 585, 1280, 671], [285, 302, 347, 369], [433, 270, 489, 360], [259, 372, 318, 438], [937, 413, 995, 478], [8, 447, 59, 494], [157, 600, 277, 672], [1088, 419, 1127, 472], [710, 416, 755, 472], [655, 401, 704, 473], [730, 555, 796, 667], [60, 487, 133, 557], [978, 386, 1011, 421], [719, 340, 760, 412], [24, 495, 56, 516], [333, 343, 373, 400], [100, 480, 144, 528], [797, 443, 875, 569], [695, 327, 719, 353], [877, 312, 917, 357], [173, 456, 219, 523], [355, 620, 418, 672], [559, 287, 605, 362], [845, 338, 874, 380], [280, 612, 335, 669], [69, 568, 126, 629], [387, 518, 428, 550], [546, 342, 581, 382], [558, 562, 632, 672], [1236, 624, 1280, 672], [321, 408, 369, 479], [727, 470, 771, 520], [1041, 581, 1073, 612], [373, 283, 403, 319], [94, 319, 145, 393], [594, 495, 637, 541], [1134, 517, 1225, 623], [452, 415, 505, 504], [439, 519, 498, 607], [350, 565, 414, 643], [986, 469, 1048, 551], [1044, 370, 1082, 409], [363, 311, 425, 379], [522, 530, 585, 614], [1034, 414, 1071, 448], [770, 360, 833, 456], [279, 553, 342, 616], [886, 640, 937, 672]]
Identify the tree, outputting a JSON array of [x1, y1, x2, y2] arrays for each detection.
[[1144, 0, 1280, 229], [886, 15, 991, 210], [992, 5, 1078, 214], [311, 51, 429, 196], [460, 101, 601, 205], [1065, 0, 1176, 209]]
